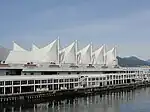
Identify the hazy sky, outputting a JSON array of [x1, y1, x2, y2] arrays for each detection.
[[0, 0, 150, 60]]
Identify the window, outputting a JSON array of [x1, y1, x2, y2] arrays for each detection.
[[92, 78, 95, 81], [103, 77, 106, 80], [116, 76, 118, 79], [28, 80, 34, 84], [107, 76, 109, 80], [110, 81, 112, 85], [110, 75, 112, 79], [54, 79, 58, 83], [75, 83, 78, 86], [48, 79, 52, 83], [65, 79, 69, 82], [21, 80, 27, 85], [92, 82, 95, 85], [35, 80, 40, 84], [5, 81, 12, 85], [42, 80, 47, 83], [13, 81, 20, 85], [70, 79, 74, 82], [119, 76, 121, 79], [59, 79, 63, 83], [107, 81, 109, 85], [113, 75, 115, 79], [75, 78, 78, 82]]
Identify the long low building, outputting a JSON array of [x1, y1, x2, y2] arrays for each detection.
[[0, 39, 149, 101]]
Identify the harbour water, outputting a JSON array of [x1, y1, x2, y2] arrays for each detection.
[[1, 87, 150, 112]]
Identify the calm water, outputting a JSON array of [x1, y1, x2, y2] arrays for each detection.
[[1, 88, 150, 112]]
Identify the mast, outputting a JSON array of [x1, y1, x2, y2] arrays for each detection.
[[75, 40, 78, 65], [57, 36, 60, 64], [114, 45, 117, 58], [103, 44, 106, 66], [90, 42, 93, 64], [114, 45, 117, 65]]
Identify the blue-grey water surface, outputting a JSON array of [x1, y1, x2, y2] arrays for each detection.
[[1, 87, 150, 112]]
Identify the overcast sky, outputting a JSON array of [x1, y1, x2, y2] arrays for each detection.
[[0, 0, 150, 60]]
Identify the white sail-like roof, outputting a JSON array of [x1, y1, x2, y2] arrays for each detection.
[[31, 44, 39, 51], [6, 42, 30, 64], [77, 44, 92, 64], [5, 39, 119, 66], [6, 39, 59, 64], [92, 45, 105, 65], [5, 51, 31, 64], [12, 41, 27, 51], [31, 39, 59, 63], [60, 41, 76, 64], [105, 47, 118, 67]]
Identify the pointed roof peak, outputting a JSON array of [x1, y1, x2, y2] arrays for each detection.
[[12, 41, 27, 51], [32, 44, 39, 51]]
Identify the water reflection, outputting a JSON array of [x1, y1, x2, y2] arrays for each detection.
[[1, 88, 150, 112]]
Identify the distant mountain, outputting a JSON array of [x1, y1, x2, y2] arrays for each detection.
[[0, 45, 10, 61], [117, 56, 150, 67], [146, 59, 150, 63]]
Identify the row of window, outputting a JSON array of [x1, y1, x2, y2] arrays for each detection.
[[107, 74, 136, 80], [88, 77, 106, 81], [24, 72, 80, 75], [24, 70, 143, 76], [0, 75, 135, 86], [88, 74, 136, 81], [0, 74, 137, 86], [0, 78, 79, 86]]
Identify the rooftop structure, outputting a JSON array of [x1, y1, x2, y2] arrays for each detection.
[[4, 39, 118, 67]]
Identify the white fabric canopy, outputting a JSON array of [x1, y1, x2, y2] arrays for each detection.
[[5, 51, 31, 64], [31, 39, 59, 63], [6, 39, 59, 64], [6, 42, 29, 64], [60, 42, 76, 64], [5, 39, 118, 66], [31, 44, 39, 51], [92, 45, 105, 65], [77, 44, 92, 64], [12, 41, 27, 51], [105, 47, 118, 67]]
